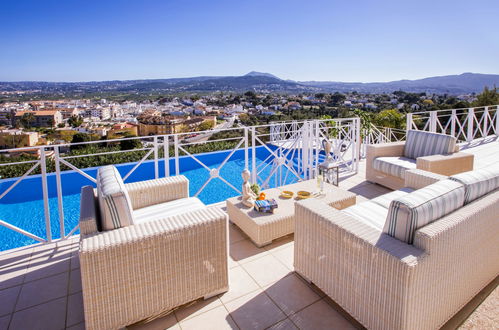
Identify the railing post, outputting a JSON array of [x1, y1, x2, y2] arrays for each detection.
[[496, 105, 499, 136], [163, 136, 170, 177], [153, 136, 159, 179], [314, 120, 319, 177], [406, 113, 413, 131], [251, 127, 257, 184], [483, 106, 489, 137], [451, 109, 457, 137], [355, 118, 361, 173], [467, 108, 474, 142], [302, 122, 309, 179], [244, 127, 249, 170], [40, 147, 52, 242], [54, 146, 65, 239], [429, 111, 437, 133], [174, 135, 179, 176]]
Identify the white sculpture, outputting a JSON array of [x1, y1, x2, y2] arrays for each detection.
[[241, 169, 257, 207]]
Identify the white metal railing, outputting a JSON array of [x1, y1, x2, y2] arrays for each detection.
[[407, 105, 499, 143], [0, 118, 361, 247]]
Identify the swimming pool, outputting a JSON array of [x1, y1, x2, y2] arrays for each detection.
[[0, 145, 315, 251]]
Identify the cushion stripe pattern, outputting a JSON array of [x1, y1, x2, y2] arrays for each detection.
[[403, 130, 457, 159], [383, 179, 465, 244], [372, 157, 417, 179], [450, 166, 499, 204], [97, 165, 135, 231]]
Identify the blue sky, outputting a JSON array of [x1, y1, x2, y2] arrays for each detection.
[[1, 0, 498, 82]]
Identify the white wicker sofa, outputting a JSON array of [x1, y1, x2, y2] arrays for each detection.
[[367, 130, 474, 190], [295, 167, 499, 330], [78, 166, 229, 330]]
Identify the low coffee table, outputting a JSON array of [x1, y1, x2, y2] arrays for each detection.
[[226, 179, 356, 247]]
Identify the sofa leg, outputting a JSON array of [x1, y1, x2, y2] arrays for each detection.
[[204, 287, 229, 300]]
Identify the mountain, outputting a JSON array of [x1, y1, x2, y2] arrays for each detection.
[[0, 72, 497, 96], [300, 73, 499, 94], [244, 71, 281, 80]]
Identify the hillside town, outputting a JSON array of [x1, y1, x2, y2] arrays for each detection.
[[0, 90, 481, 149]]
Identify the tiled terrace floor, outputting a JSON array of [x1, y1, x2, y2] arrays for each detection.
[[0, 156, 498, 329]]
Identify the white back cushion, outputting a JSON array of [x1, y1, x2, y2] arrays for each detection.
[[384, 179, 465, 244], [404, 130, 457, 159], [450, 166, 499, 204], [97, 165, 134, 231]]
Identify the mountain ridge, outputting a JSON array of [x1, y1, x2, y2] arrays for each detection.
[[1, 72, 498, 95]]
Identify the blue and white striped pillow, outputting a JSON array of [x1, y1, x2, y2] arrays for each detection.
[[97, 165, 135, 231], [403, 130, 457, 159], [383, 179, 465, 244], [450, 166, 499, 204]]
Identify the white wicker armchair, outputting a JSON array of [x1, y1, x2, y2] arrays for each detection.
[[78, 174, 229, 330]]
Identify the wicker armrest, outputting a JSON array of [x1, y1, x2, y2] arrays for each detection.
[[404, 169, 448, 190], [79, 185, 99, 236], [295, 199, 424, 266], [79, 207, 229, 329], [416, 152, 474, 176], [125, 175, 189, 209], [366, 141, 406, 159]]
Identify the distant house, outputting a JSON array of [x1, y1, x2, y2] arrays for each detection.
[[13, 110, 63, 127], [0, 129, 39, 149], [411, 104, 421, 111]]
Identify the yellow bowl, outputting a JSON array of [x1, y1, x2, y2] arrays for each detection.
[[296, 191, 311, 200], [280, 190, 294, 199]]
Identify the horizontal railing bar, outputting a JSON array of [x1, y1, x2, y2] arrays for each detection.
[[0, 219, 46, 243], [0, 160, 40, 167], [61, 147, 152, 159]]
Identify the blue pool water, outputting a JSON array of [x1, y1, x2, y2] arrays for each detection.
[[0, 145, 315, 251]]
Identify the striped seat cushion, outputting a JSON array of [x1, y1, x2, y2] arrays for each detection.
[[342, 188, 413, 231], [450, 166, 499, 204], [133, 197, 206, 224], [403, 130, 457, 159], [372, 156, 416, 179], [97, 165, 135, 231], [383, 179, 465, 244]]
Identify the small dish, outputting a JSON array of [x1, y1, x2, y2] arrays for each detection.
[[296, 191, 311, 199], [280, 190, 294, 199]]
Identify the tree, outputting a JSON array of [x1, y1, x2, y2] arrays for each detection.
[[197, 120, 215, 131], [473, 86, 498, 106], [70, 132, 91, 150], [119, 134, 142, 150], [375, 109, 405, 129], [20, 113, 35, 129], [330, 92, 346, 106], [68, 115, 83, 128]]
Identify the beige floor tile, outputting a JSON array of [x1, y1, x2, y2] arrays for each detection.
[[263, 235, 294, 252], [241, 254, 291, 287], [230, 239, 268, 264], [219, 266, 260, 304], [0, 262, 28, 290], [225, 290, 286, 330], [128, 312, 180, 330], [228, 254, 239, 269], [229, 224, 247, 245], [66, 291, 84, 327], [67, 322, 86, 330], [0, 285, 21, 317], [290, 299, 356, 330], [175, 296, 223, 322], [264, 273, 321, 316], [16, 272, 69, 311], [179, 305, 237, 330], [0, 245, 32, 268], [10, 296, 67, 330], [70, 252, 80, 270], [269, 244, 294, 271], [25, 252, 71, 282], [266, 317, 298, 329], [0, 315, 11, 330], [69, 269, 82, 294]]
